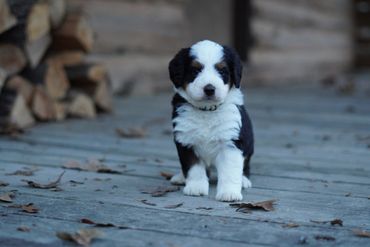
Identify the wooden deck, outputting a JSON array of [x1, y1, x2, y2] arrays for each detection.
[[1, 85, 370, 246]]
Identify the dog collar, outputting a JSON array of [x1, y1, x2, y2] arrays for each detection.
[[197, 104, 221, 111]]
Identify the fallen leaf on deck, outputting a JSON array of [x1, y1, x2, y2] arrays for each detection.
[[63, 160, 122, 174], [282, 223, 300, 228], [310, 218, 343, 226], [353, 229, 370, 238], [345, 193, 352, 197], [164, 203, 183, 209], [115, 127, 146, 138], [330, 219, 343, 226], [196, 207, 213, 210], [314, 235, 336, 241], [17, 226, 31, 232], [80, 218, 125, 229], [80, 218, 95, 224], [22, 171, 65, 189], [160, 172, 174, 180], [21, 203, 39, 213], [230, 199, 277, 213], [57, 228, 102, 246], [0, 181, 9, 186], [141, 186, 180, 197], [140, 199, 157, 206], [6, 170, 34, 176], [94, 223, 116, 228], [0, 192, 15, 203], [70, 180, 84, 185]]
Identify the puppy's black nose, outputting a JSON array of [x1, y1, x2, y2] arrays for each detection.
[[204, 84, 215, 96]]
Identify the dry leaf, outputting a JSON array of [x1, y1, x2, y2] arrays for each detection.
[[6, 170, 34, 176], [282, 223, 300, 228], [310, 218, 343, 226], [22, 171, 65, 189], [0, 181, 9, 186], [0, 192, 15, 203], [160, 172, 174, 180], [80, 218, 122, 228], [17, 226, 31, 232], [63, 160, 122, 174], [230, 199, 277, 213], [314, 235, 336, 241], [94, 223, 116, 228], [115, 127, 146, 138], [22, 203, 39, 213], [330, 219, 343, 226], [164, 203, 183, 209], [141, 186, 180, 197], [140, 199, 156, 206], [196, 207, 213, 210], [80, 218, 95, 225], [57, 228, 102, 246], [70, 180, 84, 185], [353, 229, 370, 238]]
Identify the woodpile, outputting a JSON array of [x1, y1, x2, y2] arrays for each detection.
[[0, 0, 112, 133]]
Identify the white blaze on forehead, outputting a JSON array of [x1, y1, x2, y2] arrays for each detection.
[[190, 40, 224, 65]]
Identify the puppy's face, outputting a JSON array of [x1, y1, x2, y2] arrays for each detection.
[[169, 40, 242, 108]]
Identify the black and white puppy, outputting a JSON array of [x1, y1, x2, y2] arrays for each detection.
[[168, 40, 254, 202]]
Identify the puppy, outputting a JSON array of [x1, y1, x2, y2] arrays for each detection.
[[168, 40, 254, 202]]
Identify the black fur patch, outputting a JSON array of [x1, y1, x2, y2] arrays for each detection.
[[222, 46, 243, 88], [233, 105, 254, 177], [169, 48, 204, 89]]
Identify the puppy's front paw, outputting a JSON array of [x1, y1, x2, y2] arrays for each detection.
[[170, 173, 185, 185], [216, 185, 242, 202], [242, 176, 252, 189], [183, 180, 209, 196]]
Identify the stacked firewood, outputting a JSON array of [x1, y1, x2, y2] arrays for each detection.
[[0, 0, 112, 133]]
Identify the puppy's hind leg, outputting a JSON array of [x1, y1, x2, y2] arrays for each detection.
[[170, 172, 185, 185], [242, 157, 252, 189]]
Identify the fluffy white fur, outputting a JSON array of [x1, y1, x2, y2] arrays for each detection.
[[173, 88, 248, 201], [183, 164, 209, 196], [182, 40, 230, 108]]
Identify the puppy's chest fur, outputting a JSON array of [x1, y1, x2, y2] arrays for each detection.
[[173, 101, 241, 165]]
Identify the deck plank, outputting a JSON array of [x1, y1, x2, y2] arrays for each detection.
[[1, 85, 370, 246]]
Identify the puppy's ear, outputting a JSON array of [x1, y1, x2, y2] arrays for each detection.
[[169, 48, 190, 88], [223, 46, 243, 88]]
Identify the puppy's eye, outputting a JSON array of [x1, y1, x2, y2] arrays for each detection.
[[191, 61, 203, 73]]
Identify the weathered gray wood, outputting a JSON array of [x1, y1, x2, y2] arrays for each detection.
[[0, 214, 254, 247], [1, 193, 369, 247], [1, 85, 370, 246]]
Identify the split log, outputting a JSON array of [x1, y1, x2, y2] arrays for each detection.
[[66, 92, 96, 118], [47, 50, 84, 66], [31, 86, 56, 121], [24, 33, 51, 68], [53, 101, 66, 121], [47, 0, 66, 29], [5, 75, 34, 105], [0, 0, 17, 34], [0, 1, 51, 67], [52, 12, 93, 52], [5, 0, 50, 42], [0, 88, 35, 129], [0, 43, 27, 76], [21, 59, 69, 100], [65, 63, 112, 111]]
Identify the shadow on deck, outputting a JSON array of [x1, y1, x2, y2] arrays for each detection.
[[1, 85, 370, 246]]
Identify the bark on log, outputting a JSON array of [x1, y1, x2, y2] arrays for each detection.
[[5, 75, 34, 105], [66, 91, 96, 118], [65, 63, 112, 111], [21, 59, 70, 100], [52, 12, 93, 52], [0, 87, 35, 129], [0, 0, 17, 34]]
